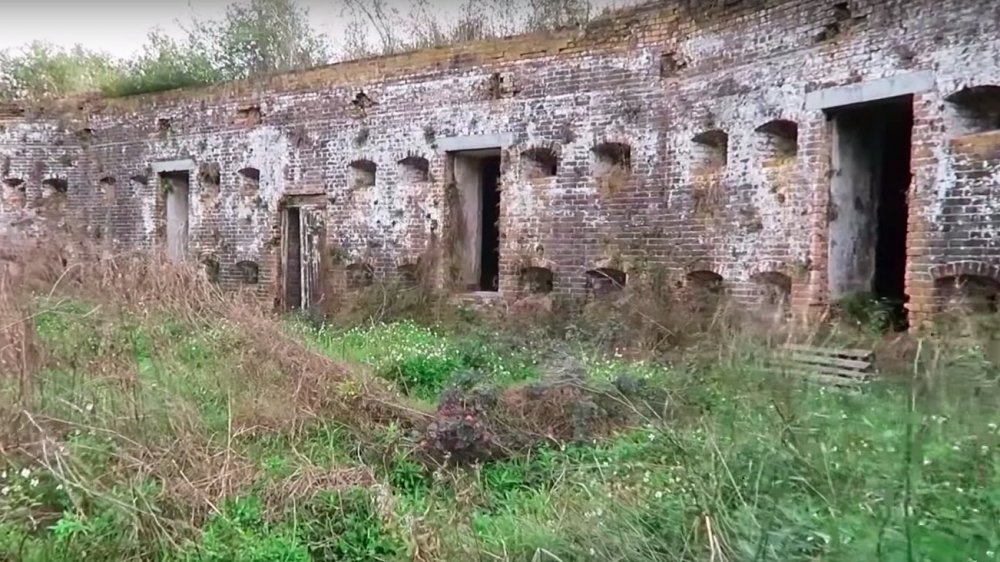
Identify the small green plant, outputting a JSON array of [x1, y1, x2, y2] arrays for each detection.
[[836, 291, 898, 333], [193, 496, 310, 562], [294, 488, 403, 562]]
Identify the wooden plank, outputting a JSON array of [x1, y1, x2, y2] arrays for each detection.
[[761, 368, 868, 392], [773, 361, 872, 380], [765, 368, 869, 386], [786, 352, 871, 371], [783, 343, 873, 360]]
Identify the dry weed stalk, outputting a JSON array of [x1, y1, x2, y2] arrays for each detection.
[[0, 209, 435, 533]]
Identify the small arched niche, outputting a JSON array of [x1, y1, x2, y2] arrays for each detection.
[[201, 256, 221, 283], [935, 274, 1000, 314], [591, 142, 631, 194], [98, 176, 117, 202], [686, 269, 725, 313], [686, 269, 724, 291], [397, 263, 420, 286], [349, 159, 377, 188], [398, 155, 429, 183], [585, 267, 627, 298], [754, 120, 798, 161], [238, 167, 260, 194], [691, 129, 728, 171], [945, 85, 1000, 136], [3, 177, 25, 190], [751, 271, 792, 317], [41, 177, 68, 195], [346, 262, 374, 289], [236, 260, 260, 284], [520, 147, 558, 179], [520, 266, 554, 294]]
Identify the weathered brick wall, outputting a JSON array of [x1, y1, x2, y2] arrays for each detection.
[[1, 0, 999, 324]]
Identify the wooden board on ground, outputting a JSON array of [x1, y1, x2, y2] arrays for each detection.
[[767, 343, 875, 389]]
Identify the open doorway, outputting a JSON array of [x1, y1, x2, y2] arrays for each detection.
[[160, 171, 190, 262], [452, 150, 502, 292], [284, 207, 302, 310], [281, 197, 326, 313], [826, 95, 913, 329]]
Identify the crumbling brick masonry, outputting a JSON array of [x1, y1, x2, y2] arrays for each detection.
[[2, 0, 1000, 328]]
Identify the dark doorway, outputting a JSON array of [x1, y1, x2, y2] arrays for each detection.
[[452, 149, 503, 292], [873, 101, 912, 323], [284, 206, 302, 310], [827, 95, 913, 329], [479, 156, 501, 291]]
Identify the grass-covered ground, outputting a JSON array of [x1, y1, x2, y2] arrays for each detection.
[[2, 290, 999, 561]]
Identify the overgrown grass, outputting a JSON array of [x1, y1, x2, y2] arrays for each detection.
[[3, 289, 999, 561]]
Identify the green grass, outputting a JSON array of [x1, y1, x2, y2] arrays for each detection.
[[2, 299, 999, 561]]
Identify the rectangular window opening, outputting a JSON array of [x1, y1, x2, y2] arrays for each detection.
[[827, 94, 913, 330]]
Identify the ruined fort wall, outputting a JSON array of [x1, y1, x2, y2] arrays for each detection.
[[2, 0, 999, 322]]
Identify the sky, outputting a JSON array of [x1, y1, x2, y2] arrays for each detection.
[[0, 0, 629, 60], [0, 1, 351, 58]]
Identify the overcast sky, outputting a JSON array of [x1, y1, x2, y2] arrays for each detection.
[[0, 1, 353, 58], [0, 0, 629, 60]]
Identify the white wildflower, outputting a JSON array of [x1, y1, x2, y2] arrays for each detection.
[[19, 468, 29, 479]]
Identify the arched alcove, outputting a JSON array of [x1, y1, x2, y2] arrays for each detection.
[[201, 256, 221, 283], [585, 267, 627, 298], [236, 260, 260, 284], [945, 85, 1000, 135], [397, 263, 420, 286], [686, 269, 724, 289], [349, 159, 377, 188], [691, 129, 729, 170], [755, 119, 798, 161], [41, 178, 68, 194], [98, 176, 116, 202], [238, 167, 260, 194], [685, 269, 725, 314], [935, 274, 1000, 314], [346, 262, 374, 289], [398, 155, 430, 183], [591, 142, 631, 194], [520, 147, 559, 179], [520, 266, 554, 294], [751, 271, 792, 318]]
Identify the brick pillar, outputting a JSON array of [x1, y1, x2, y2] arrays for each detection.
[[791, 112, 833, 324], [906, 92, 945, 329]]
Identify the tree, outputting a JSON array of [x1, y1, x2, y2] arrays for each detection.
[[337, 0, 602, 60], [0, 42, 121, 101], [195, 0, 332, 81], [105, 30, 221, 97]]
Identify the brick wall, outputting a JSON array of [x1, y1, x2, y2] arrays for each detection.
[[1, 0, 999, 325]]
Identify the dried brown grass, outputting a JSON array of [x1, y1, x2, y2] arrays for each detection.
[[0, 212, 436, 535]]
